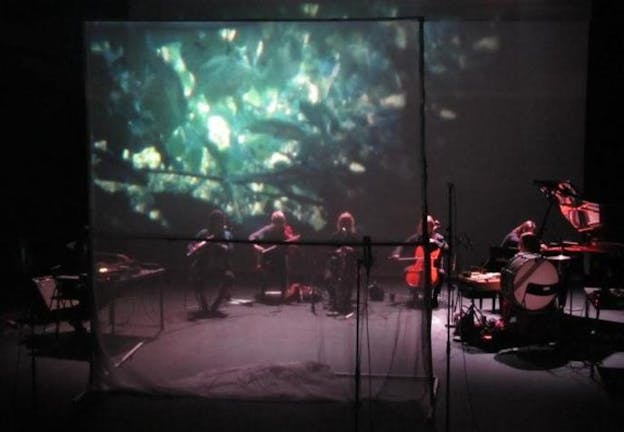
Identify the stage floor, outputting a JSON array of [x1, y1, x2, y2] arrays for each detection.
[[2, 281, 623, 432], [91, 278, 432, 408]]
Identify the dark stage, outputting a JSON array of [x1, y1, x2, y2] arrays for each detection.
[[4, 1, 624, 432], [3, 278, 624, 432]]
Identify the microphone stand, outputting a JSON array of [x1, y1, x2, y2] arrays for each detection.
[[445, 183, 455, 432], [354, 257, 361, 432], [537, 189, 556, 240], [416, 15, 436, 416], [354, 235, 372, 432], [18, 238, 38, 416]]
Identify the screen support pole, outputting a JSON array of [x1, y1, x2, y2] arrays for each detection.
[[417, 16, 436, 417], [445, 182, 455, 432]]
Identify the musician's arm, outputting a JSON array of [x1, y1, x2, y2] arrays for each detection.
[[391, 234, 418, 260], [186, 229, 212, 256], [249, 227, 267, 254], [249, 224, 270, 242]]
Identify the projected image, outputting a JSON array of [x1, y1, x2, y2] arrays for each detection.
[[82, 18, 588, 408], [87, 21, 425, 239], [84, 20, 442, 406]]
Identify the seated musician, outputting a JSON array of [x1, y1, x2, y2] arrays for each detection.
[[499, 231, 542, 326], [500, 219, 537, 251], [187, 209, 234, 317], [249, 210, 299, 301], [324, 212, 358, 316], [391, 215, 447, 308]]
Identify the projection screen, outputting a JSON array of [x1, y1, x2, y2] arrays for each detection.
[[84, 17, 586, 416]]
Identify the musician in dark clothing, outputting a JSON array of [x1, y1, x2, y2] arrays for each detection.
[[500, 220, 537, 251], [324, 212, 359, 315], [187, 209, 234, 317], [499, 231, 543, 327], [391, 215, 447, 308], [249, 210, 298, 300]]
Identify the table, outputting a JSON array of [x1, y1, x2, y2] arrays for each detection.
[[97, 266, 167, 334], [457, 272, 501, 311]]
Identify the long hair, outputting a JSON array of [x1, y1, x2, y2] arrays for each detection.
[[513, 220, 536, 236]]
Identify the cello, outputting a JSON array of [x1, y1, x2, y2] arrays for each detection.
[[404, 244, 441, 288], [403, 217, 443, 288]]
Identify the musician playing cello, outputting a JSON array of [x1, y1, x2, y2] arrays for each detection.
[[391, 215, 447, 308], [249, 210, 300, 301]]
